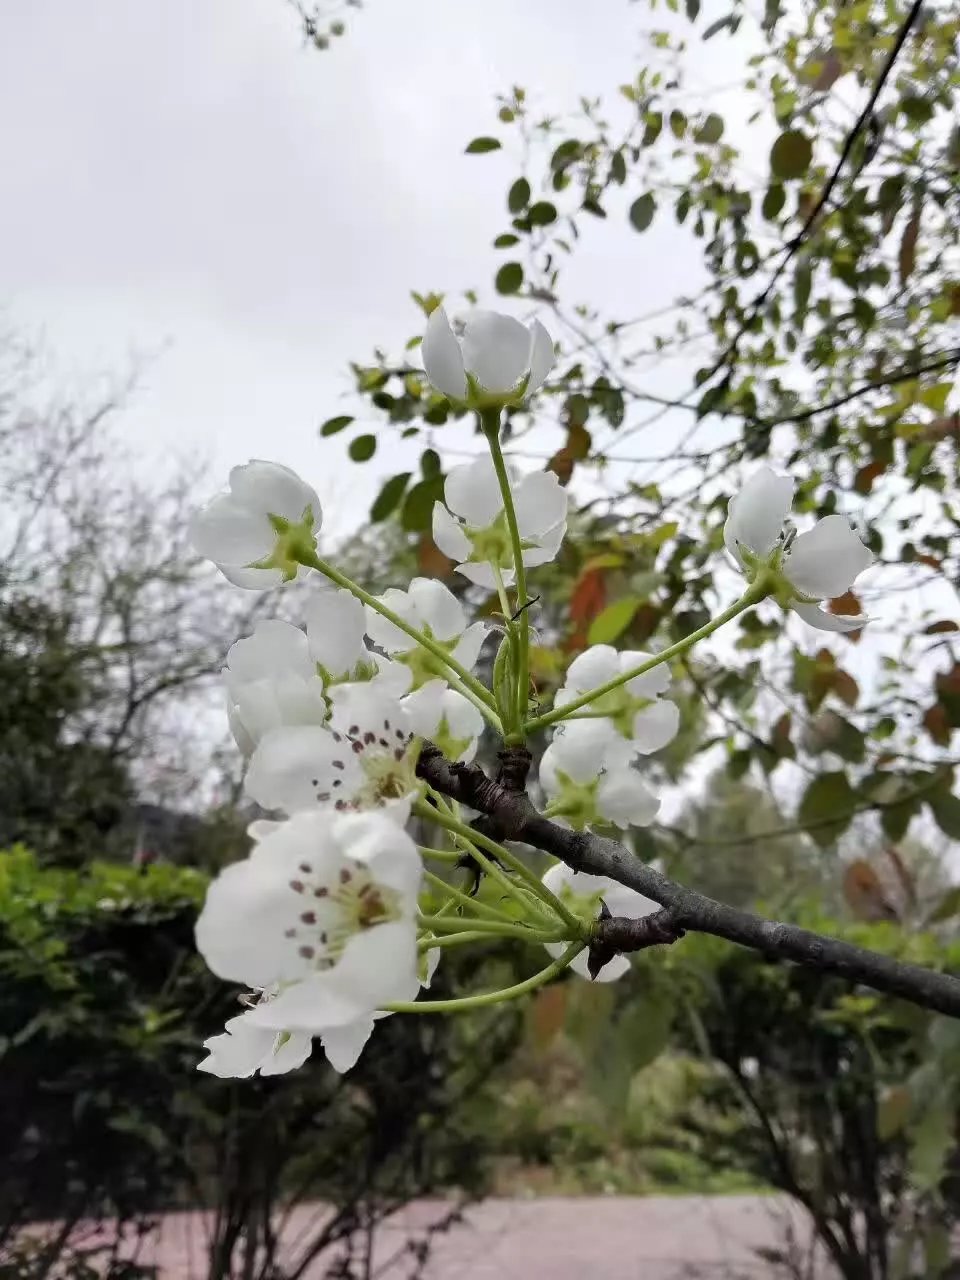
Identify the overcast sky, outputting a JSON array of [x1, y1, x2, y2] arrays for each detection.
[[0, 0, 760, 537]]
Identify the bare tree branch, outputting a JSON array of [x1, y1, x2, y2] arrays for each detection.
[[416, 744, 960, 1018]]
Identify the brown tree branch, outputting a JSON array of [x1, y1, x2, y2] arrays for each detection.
[[416, 745, 960, 1018]]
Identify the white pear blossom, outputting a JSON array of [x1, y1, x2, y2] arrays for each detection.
[[432, 454, 568, 588], [198, 1012, 312, 1078], [421, 307, 554, 406], [402, 679, 484, 763], [190, 460, 322, 590], [553, 645, 679, 754], [541, 862, 660, 982], [365, 577, 486, 687], [195, 811, 423, 1041], [724, 466, 874, 632], [540, 732, 659, 831], [305, 588, 369, 677], [224, 620, 328, 754], [245, 684, 418, 822]]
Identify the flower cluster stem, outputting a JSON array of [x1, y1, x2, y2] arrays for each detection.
[[481, 408, 529, 742], [525, 581, 772, 733], [384, 942, 586, 1014], [296, 548, 503, 731], [419, 801, 584, 936]]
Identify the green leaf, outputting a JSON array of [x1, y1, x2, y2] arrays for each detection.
[[761, 185, 785, 220], [348, 434, 377, 462], [494, 233, 520, 248], [694, 113, 724, 144], [420, 448, 441, 479], [909, 1100, 954, 1191], [770, 129, 813, 180], [798, 771, 856, 847], [507, 178, 531, 213], [629, 194, 657, 232], [588, 596, 641, 645], [928, 790, 960, 839], [669, 110, 687, 139], [319, 414, 354, 437], [642, 112, 663, 146], [609, 150, 627, 185], [528, 200, 558, 226], [369, 471, 410, 522], [466, 136, 501, 154], [401, 475, 445, 532], [495, 262, 524, 295]]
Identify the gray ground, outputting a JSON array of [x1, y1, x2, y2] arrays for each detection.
[[110, 1196, 830, 1278]]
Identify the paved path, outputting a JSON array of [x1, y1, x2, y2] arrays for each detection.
[[108, 1196, 829, 1278]]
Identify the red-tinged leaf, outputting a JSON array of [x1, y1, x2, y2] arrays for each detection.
[[547, 422, 592, 486], [568, 567, 607, 651], [530, 984, 568, 1049], [417, 532, 454, 579], [898, 204, 921, 286], [843, 860, 898, 923], [917, 553, 943, 570], [832, 670, 860, 708], [854, 461, 885, 494], [829, 591, 863, 617], [923, 703, 952, 747], [924, 620, 959, 634]]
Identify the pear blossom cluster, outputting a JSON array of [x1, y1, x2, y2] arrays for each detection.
[[188, 308, 874, 1082]]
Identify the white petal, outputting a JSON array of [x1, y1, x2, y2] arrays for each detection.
[[307, 589, 367, 674], [440, 689, 484, 743], [460, 310, 532, 394], [365, 588, 419, 654], [195, 828, 341, 987], [783, 516, 873, 600], [231, 674, 327, 746], [408, 577, 466, 642], [552, 717, 620, 758], [370, 655, 414, 697], [401, 678, 447, 738], [724, 467, 794, 562], [514, 470, 568, 539], [421, 307, 467, 401], [220, 563, 284, 590], [330, 811, 422, 901], [226, 620, 313, 686], [321, 1016, 375, 1073], [190, 494, 274, 567], [630, 700, 680, 753], [451, 621, 487, 671], [454, 560, 500, 588], [248, 920, 418, 1031], [791, 600, 866, 633], [544, 730, 604, 784], [245, 725, 361, 815], [260, 1029, 313, 1076], [444, 455, 505, 527], [229, 460, 321, 526], [562, 645, 621, 695], [522, 517, 566, 567], [198, 1016, 279, 1078], [432, 502, 472, 560], [228, 699, 256, 755], [602, 880, 661, 919], [597, 768, 660, 828], [525, 319, 555, 394], [618, 650, 671, 699]]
